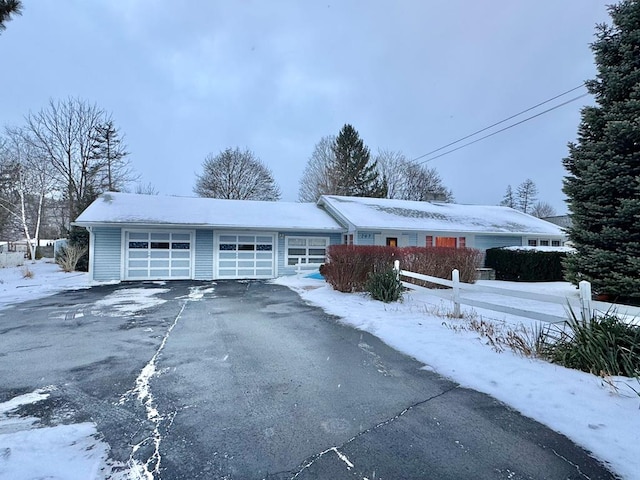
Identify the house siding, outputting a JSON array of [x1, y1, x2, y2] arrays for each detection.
[[278, 232, 342, 275], [93, 227, 122, 282], [194, 229, 214, 280], [473, 235, 523, 250]]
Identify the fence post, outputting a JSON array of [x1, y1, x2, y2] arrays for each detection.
[[579, 280, 592, 322], [452, 269, 461, 318]]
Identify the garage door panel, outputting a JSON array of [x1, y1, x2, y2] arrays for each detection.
[[215, 233, 275, 279], [125, 231, 193, 280]]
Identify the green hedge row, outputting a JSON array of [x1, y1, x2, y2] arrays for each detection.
[[484, 248, 568, 282]]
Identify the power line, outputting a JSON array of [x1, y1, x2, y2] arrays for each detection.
[[415, 92, 590, 164], [411, 84, 587, 163]]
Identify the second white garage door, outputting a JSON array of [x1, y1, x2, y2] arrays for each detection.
[[216, 233, 275, 279]]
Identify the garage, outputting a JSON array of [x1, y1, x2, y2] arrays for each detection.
[[216, 233, 275, 279], [125, 231, 193, 280]]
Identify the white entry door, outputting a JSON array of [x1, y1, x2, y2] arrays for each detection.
[[125, 231, 193, 280], [216, 233, 275, 279]]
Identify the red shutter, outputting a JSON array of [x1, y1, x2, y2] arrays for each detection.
[[426, 236, 433, 247]]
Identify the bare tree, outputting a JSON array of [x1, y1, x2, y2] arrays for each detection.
[[0, 127, 54, 261], [530, 201, 556, 218], [194, 147, 281, 201], [376, 149, 453, 202], [298, 136, 338, 202], [24, 98, 133, 226], [132, 182, 159, 195]]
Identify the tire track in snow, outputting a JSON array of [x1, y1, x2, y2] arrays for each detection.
[[120, 285, 214, 480]]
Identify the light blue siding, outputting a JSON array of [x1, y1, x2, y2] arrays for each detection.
[[356, 231, 377, 245], [278, 232, 342, 276], [194, 229, 214, 280], [473, 235, 523, 250], [92, 227, 122, 282], [403, 232, 419, 246]]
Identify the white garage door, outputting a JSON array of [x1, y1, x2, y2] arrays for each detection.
[[125, 231, 193, 280], [216, 233, 275, 279]]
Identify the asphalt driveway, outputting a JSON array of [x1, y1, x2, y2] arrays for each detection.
[[0, 280, 617, 479]]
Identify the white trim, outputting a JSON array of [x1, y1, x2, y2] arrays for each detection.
[[87, 226, 95, 282]]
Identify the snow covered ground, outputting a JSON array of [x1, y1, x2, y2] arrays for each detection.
[[274, 274, 640, 480], [0, 261, 638, 479]]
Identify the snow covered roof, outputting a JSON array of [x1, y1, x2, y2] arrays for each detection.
[[318, 195, 565, 236], [74, 192, 344, 231]]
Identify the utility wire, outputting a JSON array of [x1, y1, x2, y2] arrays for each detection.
[[411, 84, 587, 163], [417, 92, 590, 164]]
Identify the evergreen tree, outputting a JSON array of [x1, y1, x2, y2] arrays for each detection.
[[0, 0, 22, 33], [331, 124, 386, 197], [500, 185, 516, 208], [90, 120, 132, 192], [562, 0, 640, 299], [516, 178, 538, 214]]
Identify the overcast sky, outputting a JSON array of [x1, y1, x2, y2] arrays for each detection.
[[1, 1, 611, 213]]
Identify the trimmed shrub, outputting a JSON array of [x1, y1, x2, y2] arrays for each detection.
[[367, 269, 403, 303], [401, 247, 481, 286], [485, 248, 568, 282], [539, 309, 640, 378], [321, 245, 399, 292], [321, 245, 481, 292]]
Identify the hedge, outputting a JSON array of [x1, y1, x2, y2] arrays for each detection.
[[320, 245, 482, 293], [484, 248, 568, 282]]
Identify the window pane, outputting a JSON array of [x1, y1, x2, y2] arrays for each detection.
[[219, 235, 236, 242], [129, 251, 147, 259], [287, 258, 300, 265], [528, 240, 537, 246], [219, 252, 236, 259], [172, 251, 190, 259], [238, 236, 255, 243], [308, 238, 327, 246], [308, 258, 324, 264], [552, 240, 561, 247], [171, 260, 190, 268], [256, 252, 272, 259], [150, 233, 170, 241], [151, 260, 170, 268], [171, 242, 190, 250], [129, 232, 148, 240], [150, 251, 170, 259], [128, 260, 148, 268], [151, 242, 170, 249], [238, 244, 255, 251], [256, 261, 272, 268], [219, 244, 236, 251], [288, 238, 306, 246], [309, 248, 326, 256], [219, 261, 236, 268], [540, 240, 550, 246], [257, 244, 272, 251], [256, 236, 273, 243], [171, 269, 190, 277], [129, 241, 148, 249], [288, 248, 306, 255], [172, 233, 190, 241]]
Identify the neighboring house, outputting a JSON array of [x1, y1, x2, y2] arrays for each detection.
[[543, 214, 572, 230], [74, 192, 566, 282], [318, 195, 566, 250]]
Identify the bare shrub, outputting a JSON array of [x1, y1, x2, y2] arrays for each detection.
[[21, 266, 34, 279], [56, 244, 88, 272]]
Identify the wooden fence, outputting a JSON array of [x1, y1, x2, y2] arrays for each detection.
[[394, 260, 593, 324]]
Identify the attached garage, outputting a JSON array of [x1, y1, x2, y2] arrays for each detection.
[[124, 230, 193, 280], [215, 233, 275, 279]]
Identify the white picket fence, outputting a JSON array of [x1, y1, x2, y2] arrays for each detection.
[[394, 260, 593, 324]]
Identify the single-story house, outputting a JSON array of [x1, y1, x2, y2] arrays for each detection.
[[74, 192, 565, 282]]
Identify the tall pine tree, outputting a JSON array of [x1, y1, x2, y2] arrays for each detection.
[[562, 0, 640, 299], [331, 124, 386, 197]]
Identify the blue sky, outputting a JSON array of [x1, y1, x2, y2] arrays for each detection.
[[1, 1, 611, 213]]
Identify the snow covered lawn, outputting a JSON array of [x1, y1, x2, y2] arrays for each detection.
[[275, 274, 640, 480]]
